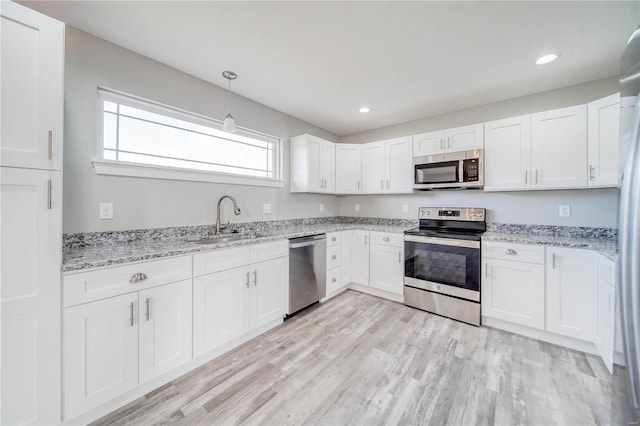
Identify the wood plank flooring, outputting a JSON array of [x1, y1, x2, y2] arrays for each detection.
[[94, 290, 627, 425]]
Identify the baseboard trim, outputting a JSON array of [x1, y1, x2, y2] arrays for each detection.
[[348, 283, 404, 303]]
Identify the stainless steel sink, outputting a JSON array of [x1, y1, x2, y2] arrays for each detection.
[[188, 232, 264, 244]]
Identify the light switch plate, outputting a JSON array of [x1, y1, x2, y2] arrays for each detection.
[[99, 202, 113, 220], [402, 204, 409, 213], [262, 203, 272, 214], [319, 203, 324, 212], [355, 204, 360, 212], [559, 204, 571, 217]]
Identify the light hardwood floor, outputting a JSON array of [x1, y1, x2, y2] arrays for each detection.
[[94, 290, 628, 425]]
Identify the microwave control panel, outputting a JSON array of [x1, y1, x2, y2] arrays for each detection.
[[463, 158, 480, 182]]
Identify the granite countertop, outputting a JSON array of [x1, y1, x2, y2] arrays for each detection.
[[62, 220, 414, 272]]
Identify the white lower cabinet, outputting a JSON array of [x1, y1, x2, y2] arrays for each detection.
[[251, 257, 288, 329], [595, 254, 616, 373], [369, 233, 404, 295], [340, 230, 352, 285], [351, 230, 370, 285]]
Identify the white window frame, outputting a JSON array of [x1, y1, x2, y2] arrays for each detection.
[[92, 88, 285, 188]]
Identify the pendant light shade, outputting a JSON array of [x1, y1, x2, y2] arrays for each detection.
[[222, 70, 237, 133]]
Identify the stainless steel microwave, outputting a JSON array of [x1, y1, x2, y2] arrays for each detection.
[[413, 149, 483, 190]]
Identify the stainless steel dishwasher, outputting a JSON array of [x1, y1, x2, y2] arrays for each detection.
[[288, 234, 326, 315]]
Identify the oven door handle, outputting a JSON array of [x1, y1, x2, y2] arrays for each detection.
[[404, 234, 480, 249]]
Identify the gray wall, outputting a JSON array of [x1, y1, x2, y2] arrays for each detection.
[[63, 27, 339, 233], [337, 77, 620, 228]]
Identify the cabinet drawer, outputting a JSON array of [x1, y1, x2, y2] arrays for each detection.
[[327, 267, 342, 294], [193, 246, 251, 277], [482, 241, 544, 264], [370, 232, 403, 248], [327, 232, 341, 247], [327, 245, 341, 269], [64, 256, 192, 307], [250, 240, 289, 263]]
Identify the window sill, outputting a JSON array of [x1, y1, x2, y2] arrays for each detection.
[[92, 159, 285, 188]]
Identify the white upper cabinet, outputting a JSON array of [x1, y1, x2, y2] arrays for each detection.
[[484, 115, 532, 191], [290, 134, 335, 193], [588, 93, 620, 187], [362, 137, 413, 194], [0, 1, 64, 170], [413, 123, 483, 156], [335, 144, 362, 193], [362, 141, 386, 193], [531, 105, 588, 189]]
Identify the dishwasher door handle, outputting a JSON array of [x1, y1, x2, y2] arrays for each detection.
[[290, 241, 323, 249]]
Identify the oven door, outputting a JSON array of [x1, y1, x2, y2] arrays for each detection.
[[404, 235, 480, 301]]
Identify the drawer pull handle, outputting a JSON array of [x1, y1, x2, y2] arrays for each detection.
[[253, 270, 258, 286], [332, 254, 337, 260], [145, 297, 151, 321], [129, 302, 134, 326], [331, 236, 336, 242], [245, 271, 250, 288], [48, 130, 53, 160], [383, 237, 390, 242], [129, 272, 148, 284], [332, 277, 337, 283], [505, 249, 517, 256], [47, 180, 52, 209], [552, 253, 557, 269]]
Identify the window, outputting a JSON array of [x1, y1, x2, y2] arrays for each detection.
[[97, 89, 281, 184]]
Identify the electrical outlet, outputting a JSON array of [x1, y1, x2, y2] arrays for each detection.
[[559, 204, 571, 217], [319, 203, 324, 212], [99, 202, 113, 220], [402, 204, 409, 213], [355, 204, 360, 212], [262, 203, 272, 214]]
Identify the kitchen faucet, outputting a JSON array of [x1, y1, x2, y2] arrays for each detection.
[[216, 195, 241, 234]]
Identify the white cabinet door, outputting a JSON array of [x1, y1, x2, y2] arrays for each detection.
[[1, 168, 61, 425], [481, 258, 544, 329], [531, 105, 588, 189], [335, 144, 362, 193], [341, 230, 352, 285], [546, 247, 595, 341], [413, 130, 445, 156], [484, 115, 531, 190], [193, 267, 250, 357], [351, 230, 370, 285], [307, 136, 322, 193], [594, 254, 616, 373], [385, 136, 413, 193], [250, 257, 288, 330], [0, 2, 64, 171], [362, 142, 386, 193], [588, 93, 620, 187], [446, 123, 484, 152], [138, 280, 193, 384], [369, 245, 404, 295], [321, 140, 335, 192], [64, 294, 139, 420]]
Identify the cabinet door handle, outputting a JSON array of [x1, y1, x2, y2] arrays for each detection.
[[589, 165, 595, 181], [552, 253, 557, 269], [440, 138, 444, 150], [383, 237, 390, 242], [505, 249, 517, 256], [332, 277, 337, 283], [245, 271, 250, 288], [129, 302, 134, 326], [331, 236, 336, 242], [145, 297, 151, 321], [386, 180, 389, 189], [447, 136, 451, 149], [398, 252, 401, 263], [380, 180, 384, 190], [364, 235, 368, 245], [332, 254, 337, 260], [253, 269, 258, 286], [358, 180, 361, 191], [535, 169, 539, 184], [129, 272, 148, 284], [47, 180, 52, 209], [525, 170, 528, 185], [48, 130, 53, 160], [485, 265, 488, 278]]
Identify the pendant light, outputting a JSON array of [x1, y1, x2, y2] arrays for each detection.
[[222, 70, 237, 133]]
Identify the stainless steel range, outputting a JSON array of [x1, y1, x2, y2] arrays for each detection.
[[403, 207, 486, 326]]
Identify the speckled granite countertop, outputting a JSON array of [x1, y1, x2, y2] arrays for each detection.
[[62, 217, 416, 272], [482, 223, 617, 262]]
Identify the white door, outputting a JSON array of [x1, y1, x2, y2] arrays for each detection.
[[138, 280, 193, 384], [64, 294, 139, 420], [1, 168, 61, 425], [351, 230, 370, 285], [446, 123, 484, 153], [594, 254, 615, 374], [0, 2, 64, 171], [588, 93, 620, 187], [484, 115, 531, 190], [193, 267, 250, 356], [481, 258, 544, 329], [307, 136, 322, 192], [385, 137, 413, 193], [250, 257, 288, 330], [362, 142, 386, 193], [531, 105, 588, 189], [546, 247, 595, 341], [413, 130, 445, 156], [369, 245, 404, 295], [341, 230, 352, 285], [335, 144, 362, 193], [321, 140, 336, 192]]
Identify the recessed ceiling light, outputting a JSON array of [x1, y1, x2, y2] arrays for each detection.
[[359, 107, 371, 113], [535, 53, 560, 65]]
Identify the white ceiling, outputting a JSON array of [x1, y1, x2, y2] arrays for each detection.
[[21, 1, 640, 136]]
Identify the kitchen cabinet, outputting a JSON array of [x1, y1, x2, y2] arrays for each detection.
[[369, 232, 404, 295], [351, 230, 370, 285], [0, 1, 64, 171], [325, 231, 352, 297], [588, 93, 620, 187], [546, 247, 595, 342], [413, 123, 484, 156], [290, 134, 335, 193], [250, 257, 288, 329], [484, 115, 532, 190], [594, 254, 616, 373], [335, 144, 362, 193], [531, 105, 588, 189], [340, 230, 352, 286], [362, 137, 413, 193], [481, 242, 545, 329]]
